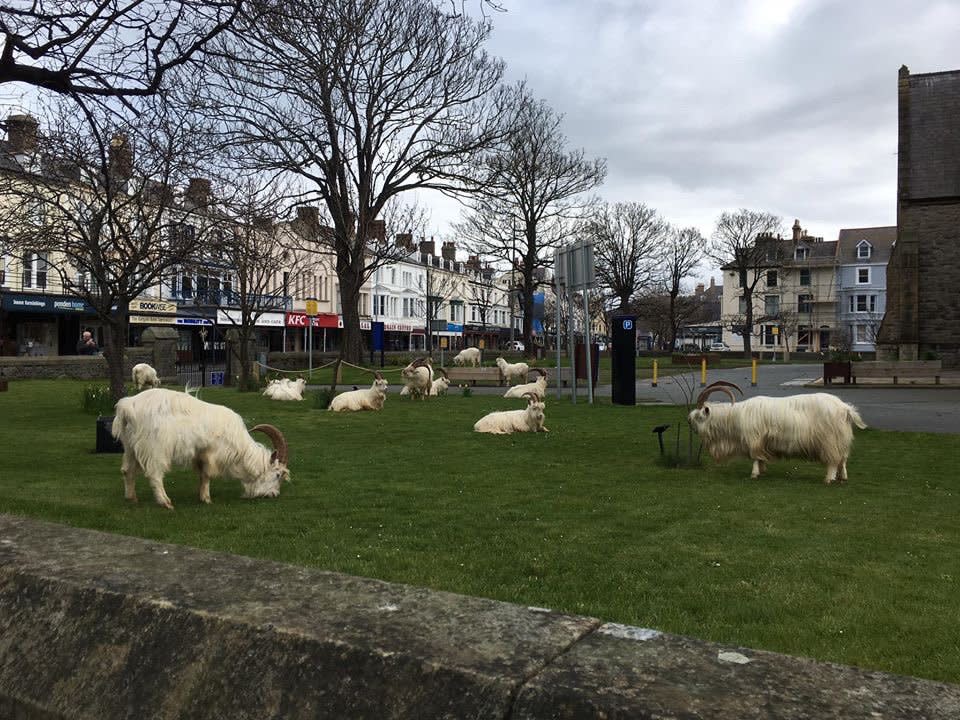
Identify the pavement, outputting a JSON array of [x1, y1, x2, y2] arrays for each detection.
[[435, 363, 960, 435]]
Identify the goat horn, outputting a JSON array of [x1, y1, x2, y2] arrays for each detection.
[[705, 380, 743, 396], [251, 424, 288, 466], [532, 367, 548, 377], [695, 386, 738, 408], [522, 391, 542, 403], [374, 371, 383, 380], [435, 367, 448, 378]]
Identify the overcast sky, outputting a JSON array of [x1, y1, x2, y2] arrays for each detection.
[[425, 0, 960, 284]]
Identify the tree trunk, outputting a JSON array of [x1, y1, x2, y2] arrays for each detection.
[[522, 286, 535, 357], [667, 290, 678, 352], [238, 327, 252, 391], [742, 290, 754, 358], [103, 318, 128, 405], [339, 274, 363, 364]]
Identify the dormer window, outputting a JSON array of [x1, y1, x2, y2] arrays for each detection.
[[795, 246, 809, 260], [856, 240, 872, 259]]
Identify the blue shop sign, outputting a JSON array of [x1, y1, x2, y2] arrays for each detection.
[[446, 323, 464, 333], [1, 293, 95, 314], [176, 317, 214, 326]]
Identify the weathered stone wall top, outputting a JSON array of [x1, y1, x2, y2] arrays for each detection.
[[0, 349, 150, 380], [0, 514, 958, 719]]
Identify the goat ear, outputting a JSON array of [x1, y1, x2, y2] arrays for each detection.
[[702, 406, 710, 417], [270, 451, 279, 463]]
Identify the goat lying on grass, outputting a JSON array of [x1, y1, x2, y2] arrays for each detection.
[[474, 392, 548, 434]]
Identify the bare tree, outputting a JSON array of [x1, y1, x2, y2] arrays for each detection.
[[206, 0, 508, 363], [420, 260, 458, 353], [709, 209, 782, 358], [206, 178, 293, 390], [589, 202, 665, 314], [0, 94, 215, 400], [468, 266, 497, 353], [658, 226, 706, 352], [456, 85, 606, 356], [0, 1, 239, 99]]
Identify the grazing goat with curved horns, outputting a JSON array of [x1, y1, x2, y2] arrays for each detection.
[[688, 381, 867, 484], [112, 388, 290, 509], [474, 391, 549, 434]]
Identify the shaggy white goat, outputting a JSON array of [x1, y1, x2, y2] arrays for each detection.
[[329, 372, 389, 412], [496, 356, 529, 386], [452, 347, 482, 367], [263, 377, 307, 401], [473, 392, 549, 434], [131, 362, 160, 391], [401, 357, 434, 400], [688, 382, 867, 484], [503, 367, 548, 398], [112, 388, 289, 509], [429, 368, 451, 396]]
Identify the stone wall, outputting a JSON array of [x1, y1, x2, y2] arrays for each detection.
[[0, 514, 958, 720], [0, 348, 150, 380]]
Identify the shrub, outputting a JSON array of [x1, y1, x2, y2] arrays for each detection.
[[461, 386, 473, 398], [312, 388, 334, 409], [80, 385, 116, 415]]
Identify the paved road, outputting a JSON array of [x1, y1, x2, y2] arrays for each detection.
[[450, 364, 960, 435]]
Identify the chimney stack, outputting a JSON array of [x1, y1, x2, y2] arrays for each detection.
[[185, 177, 211, 209], [419, 238, 435, 255], [792, 218, 801, 242], [252, 216, 274, 233], [368, 219, 386, 242], [441, 241, 456, 261], [109, 133, 133, 182], [6, 114, 38, 157], [395, 232, 414, 250], [295, 206, 319, 236]]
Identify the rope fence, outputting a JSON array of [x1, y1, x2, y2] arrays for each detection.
[[255, 359, 406, 377]]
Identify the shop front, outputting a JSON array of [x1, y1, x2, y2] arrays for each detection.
[[0, 292, 101, 356], [217, 310, 287, 353]]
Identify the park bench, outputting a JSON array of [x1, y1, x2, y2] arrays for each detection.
[[444, 367, 503, 386], [851, 360, 949, 385]]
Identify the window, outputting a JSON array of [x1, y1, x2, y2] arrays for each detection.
[[764, 295, 779, 316], [471, 305, 477, 322], [857, 241, 872, 259], [282, 271, 290, 297], [390, 268, 396, 285], [767, 270, 778, 287], [373, 295, 386, 316], [795, 246, 809, 260], [849, 295, 877, 313], [855, 325, 870, 343], [799, 268, 810, 286], [402, 271, 412, 288], [797, 325, 811, 349], [22, 251, 33, 288], [182, 274, 193, 298], [857, 267, 870, 284], [738, 296, 747, 314], [763, 325, 780, 345], [798, 294, 812, 313], [35, 252, 48, 289]]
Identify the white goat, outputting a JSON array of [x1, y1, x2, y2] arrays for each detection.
[[263, 377, 307, 401], [503, 368, 548, 398], [131, 362, 160, 391], [329, 372, 389, 412], [452, 347, 482, 367], [474, 392, 549, 434], [496, 356, 529, 386], [401, 357, 434, 400], [688, 382, 867, 484], [430, 368, 451, 396], [112, 388, 289, 509]]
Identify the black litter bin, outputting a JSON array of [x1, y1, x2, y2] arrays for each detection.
[[96, 415, 124, 453]]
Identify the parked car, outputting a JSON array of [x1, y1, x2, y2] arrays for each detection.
[[503, 340, 525, 351], [709, 342, 731, 352]]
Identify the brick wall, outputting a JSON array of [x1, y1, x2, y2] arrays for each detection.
[[0, 348, 151, 380]]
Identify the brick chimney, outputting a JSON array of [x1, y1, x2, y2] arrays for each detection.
[[368, 219, 386, 241], [108, 133, 133, 182], [466, 254, 481, 271], [419, 238, 435, 255], [6, 114, 38, 157], [395, 232, 414, 250], [185, 177, 211, 209], [295, 206, 319, 236], [695, 282, 705, 296], [792, 218, 801, 242], [441, 241, 456, 261], [253, 216, 274, 233]]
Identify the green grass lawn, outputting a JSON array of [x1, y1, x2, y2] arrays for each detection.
[[2, 379, 959, 683]]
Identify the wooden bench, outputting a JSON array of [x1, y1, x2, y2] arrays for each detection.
[[443, 367, 503, 386], [851, 360, 945, 385]]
